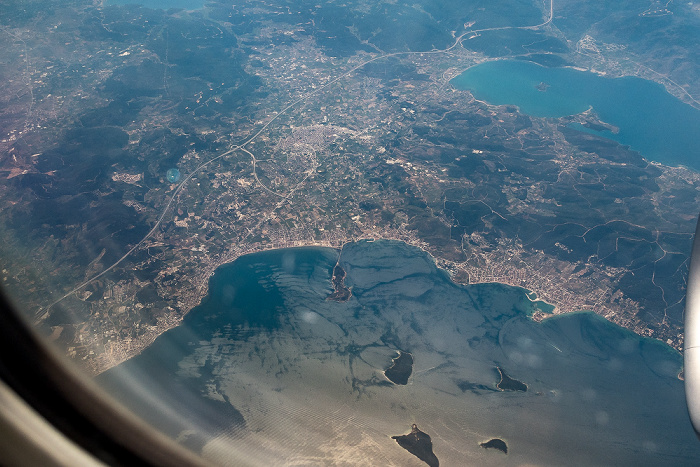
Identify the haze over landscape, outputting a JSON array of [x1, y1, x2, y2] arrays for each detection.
[[3, 0, 700, 464]]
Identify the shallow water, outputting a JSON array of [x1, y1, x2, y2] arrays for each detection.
[[98, 240, 700, 466]]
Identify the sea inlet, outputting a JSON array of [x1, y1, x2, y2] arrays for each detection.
[[452, 59, 700, 170], [97, 239, 700, 466]]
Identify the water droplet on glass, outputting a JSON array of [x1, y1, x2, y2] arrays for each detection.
[[166, 168, 181, 183]]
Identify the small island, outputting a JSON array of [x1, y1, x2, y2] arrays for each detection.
[[384, 351, 413, 385], [496, 367, 527, 392], [536, 81, 550, 92], [480, 438, 508, 454], [326, 264, 352, 301], [392, 424, 439, 467]]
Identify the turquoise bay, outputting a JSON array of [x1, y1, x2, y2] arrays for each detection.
[[452, 60, 700, 170]]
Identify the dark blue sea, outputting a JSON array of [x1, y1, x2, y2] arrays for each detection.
[[98, 240, 700, 465], [452, 60, 700, 170]]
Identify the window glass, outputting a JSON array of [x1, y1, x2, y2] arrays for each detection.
[[2, 0, 700, 465]]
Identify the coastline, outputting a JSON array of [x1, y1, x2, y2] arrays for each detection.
[[90, 232, 699, 466], [89, 233, 682, 376]]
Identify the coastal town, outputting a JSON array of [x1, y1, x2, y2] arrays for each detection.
[[0, 0, 697, 377]]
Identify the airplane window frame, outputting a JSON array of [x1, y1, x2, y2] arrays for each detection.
[[0, 288, 209, 467]]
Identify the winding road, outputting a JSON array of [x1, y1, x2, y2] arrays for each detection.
[[37, 1, 556, 319]]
